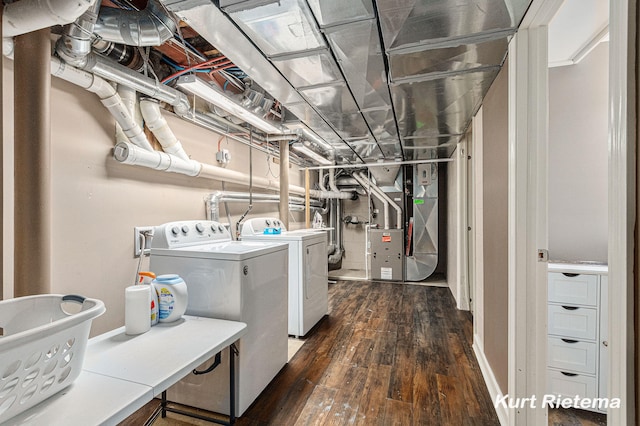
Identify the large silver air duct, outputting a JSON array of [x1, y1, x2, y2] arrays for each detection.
[[93, 0, 176, 46]]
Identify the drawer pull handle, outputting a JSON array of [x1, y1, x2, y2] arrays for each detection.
[[561, 372, 578, 377], [561, 339, 579, 344], [561, 305, 579, 310], [562, 273, 580, 277]]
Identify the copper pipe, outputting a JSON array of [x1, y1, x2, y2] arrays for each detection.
[[14, 28, 51, 296]]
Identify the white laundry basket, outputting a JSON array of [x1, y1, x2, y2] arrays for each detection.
[[0, 294, 105, 423]]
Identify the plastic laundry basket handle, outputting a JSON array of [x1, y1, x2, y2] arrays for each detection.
[[62, 294, 86, 304]]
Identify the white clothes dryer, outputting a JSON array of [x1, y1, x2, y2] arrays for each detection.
[[240, 217, 328, 338], [149, 220, 288, 417]]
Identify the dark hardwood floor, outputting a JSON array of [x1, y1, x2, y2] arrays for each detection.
[[124, 280, 500, 425], [245, 280, 500, 425]]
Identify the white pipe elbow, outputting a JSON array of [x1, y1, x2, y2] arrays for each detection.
[[140, 99, 190, 161], [3, 0, 97, 37], [114, 142, 200, 176]]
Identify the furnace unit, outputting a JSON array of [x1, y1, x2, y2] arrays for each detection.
[[370, 229, 404, 281]]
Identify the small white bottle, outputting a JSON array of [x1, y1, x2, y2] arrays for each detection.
[[125, 285, 151, 335], [152, 274, 188, 322]]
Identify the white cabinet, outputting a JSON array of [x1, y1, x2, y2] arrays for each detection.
[[547, 263, 608, 413]]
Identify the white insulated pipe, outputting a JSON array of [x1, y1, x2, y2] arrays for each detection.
[[309, 168, 353, 200], [352, 173, 390, 230], [357, 172, 402, 230], [3, 0, 96, 37], [115, 85, 140, 145], [199, 163, 279, 190], [318, 169, 327, 192], [50, 57, 154, 151], [139, 99, 191, 161], [114, 142, 201, 176], [329, 168, 340, 192]]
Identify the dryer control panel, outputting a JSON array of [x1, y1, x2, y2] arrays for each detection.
[[151, 220, 231, 249], [240, 217, 287, 236]]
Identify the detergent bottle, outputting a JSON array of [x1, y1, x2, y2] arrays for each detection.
[[152, 274, 188, 323], [138, 271, 159, 326]]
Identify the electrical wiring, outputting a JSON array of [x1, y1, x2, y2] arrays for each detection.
[[161, 56, 233, 84], [217, 135, 228, 153]]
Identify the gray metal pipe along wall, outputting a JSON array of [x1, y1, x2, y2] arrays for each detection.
[[279, 141, 289, 229], [14, 29, 51, 296]]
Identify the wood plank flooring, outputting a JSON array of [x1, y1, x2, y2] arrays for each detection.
[[122, 280, 611, 426], [123, 280, 500, 425]]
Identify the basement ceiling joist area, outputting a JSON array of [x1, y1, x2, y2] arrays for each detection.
[[161, 0, 533, 165]]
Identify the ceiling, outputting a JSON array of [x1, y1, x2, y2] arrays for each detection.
[[548, 0, 609, 67], [160, 0, 533, 165]]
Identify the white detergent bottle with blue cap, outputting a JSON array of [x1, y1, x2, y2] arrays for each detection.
[[152, 274, 188, 322]]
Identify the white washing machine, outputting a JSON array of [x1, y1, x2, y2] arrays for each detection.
[[149, 220, 288, 417], [240, 217, 328, 338]]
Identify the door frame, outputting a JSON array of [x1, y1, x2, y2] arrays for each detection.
[[509, 0, 636, 424], [507, 1, 560, 424], [607, 0, 636, 424]]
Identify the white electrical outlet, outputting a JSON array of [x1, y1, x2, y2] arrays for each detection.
[[134, 226, 155, 257]]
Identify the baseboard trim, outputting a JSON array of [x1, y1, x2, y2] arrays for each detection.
[[473, 336, 508, 426]]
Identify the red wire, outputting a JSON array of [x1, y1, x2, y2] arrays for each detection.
[[161, 56, 232, 83]]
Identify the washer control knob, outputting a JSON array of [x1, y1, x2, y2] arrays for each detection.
[[171, 226, 180, 236], [265, 219, 271, 226], [195, 223, 205, 233], [218, 225, 224, 233], [211, 224, 217, 233], [181, 225, 189, 234]]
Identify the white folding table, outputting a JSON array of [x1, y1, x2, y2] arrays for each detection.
[[5, 316, 247, 426]]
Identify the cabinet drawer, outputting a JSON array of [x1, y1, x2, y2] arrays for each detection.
[[548, 369, 597, 400], [548, 305, 597, 340], [548, 337, 597, 374], [548, 272, 598, 306]]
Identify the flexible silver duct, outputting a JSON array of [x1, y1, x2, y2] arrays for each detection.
[[94, 0, 176, 46]]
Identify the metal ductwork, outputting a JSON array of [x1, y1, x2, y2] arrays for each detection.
[[405, 163, 439, 281], [160, 0, 532, 164], [94, 0, 177, 47]]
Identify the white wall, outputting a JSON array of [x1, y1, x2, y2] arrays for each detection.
[[548, 42, 609, 262], [2, 60, 305, 335]]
